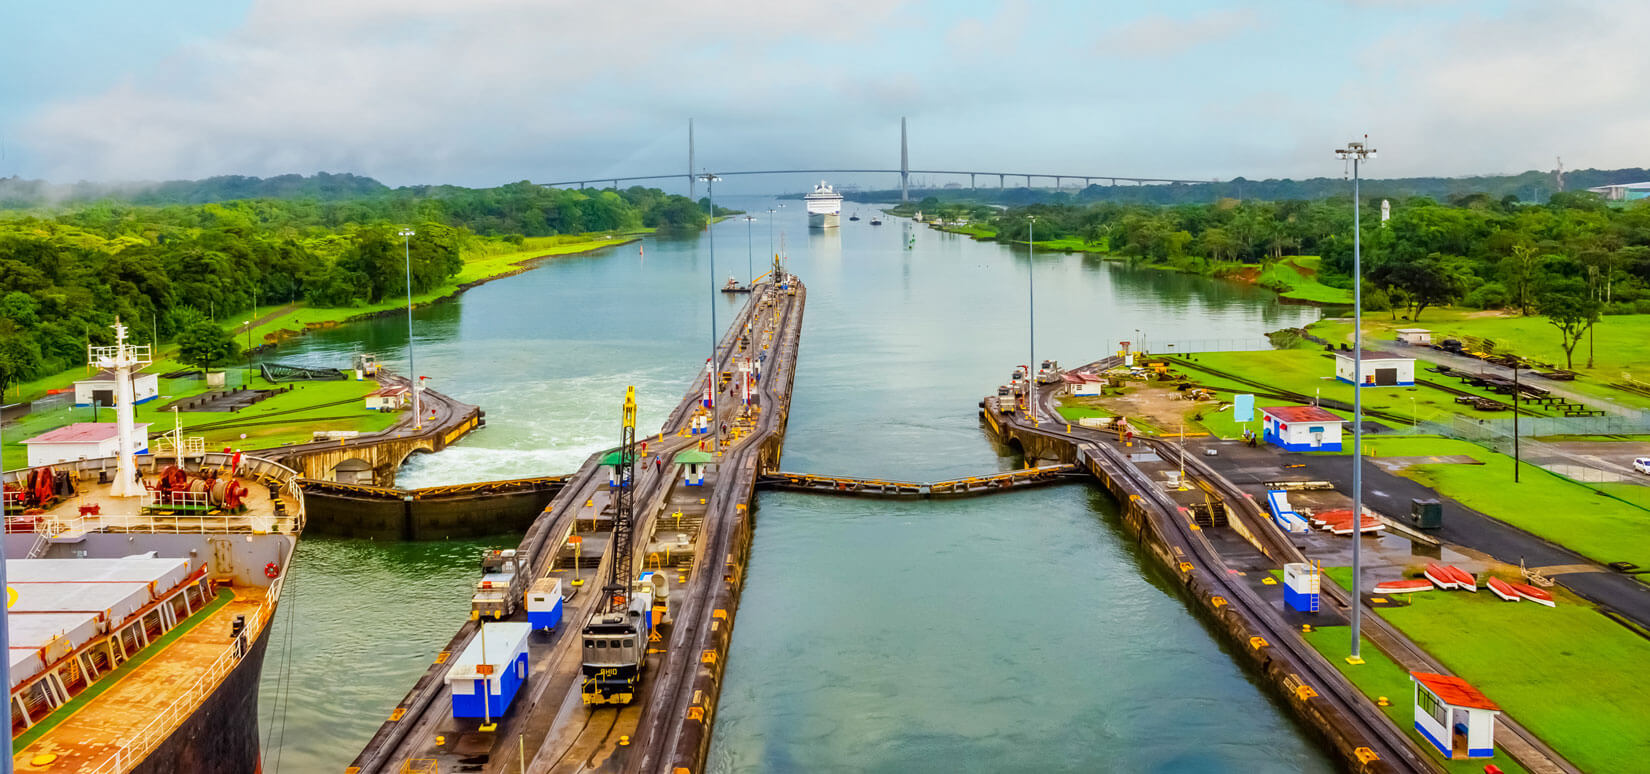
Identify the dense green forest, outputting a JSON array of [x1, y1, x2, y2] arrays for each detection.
[[0, 182, 707, 394], [849, 166, 1650, 207], [962, 191, 1649, 365]]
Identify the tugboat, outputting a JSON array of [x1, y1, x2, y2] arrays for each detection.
[[869, 217, 883, 226], [721, 275, 751, 294], [848, 212, 861, 222]]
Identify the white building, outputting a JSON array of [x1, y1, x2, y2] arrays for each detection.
[[73, 369, 159, 407], [364, 385, 409, 411], [1586, 182, 1650, 202], [1259, 406, 1344, 452], [1395, 328, 1432, 346], [1410, 672, 1500, 760], [1333, 350, 1415, 386], [22, 422, 151, 467]]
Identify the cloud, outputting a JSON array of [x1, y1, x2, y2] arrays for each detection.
[[19, 0, 912, 186], [1095, 9, 1256, 58], [1348, 0, 1650, 176]]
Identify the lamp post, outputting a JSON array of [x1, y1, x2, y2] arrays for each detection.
[[1335, 137, 1375, 664], [699, 173, 722, 451], [767, 206, 783, 282], [744, 214, 757, 285], [243, 322, 253, 384], [1027, 215, 1037, 425], [399, 228, 421, 429]]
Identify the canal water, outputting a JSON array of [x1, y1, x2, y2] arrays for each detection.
[[257, 198, 1328, 772]]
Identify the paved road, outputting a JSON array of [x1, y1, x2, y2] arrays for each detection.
[[1279, 450, 1650, 631]]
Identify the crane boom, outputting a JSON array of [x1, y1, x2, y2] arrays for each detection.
[[607, 386, 638, 614]]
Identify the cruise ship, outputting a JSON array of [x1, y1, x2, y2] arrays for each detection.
[[804, 181, 843, 229], [5, 321, 303, 773]]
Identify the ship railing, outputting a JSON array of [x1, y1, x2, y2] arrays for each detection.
[[25, 511, 296, 536], [85, 572, 286, 774]]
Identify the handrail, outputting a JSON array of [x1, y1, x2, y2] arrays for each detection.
[[84, 575, 285, 774]]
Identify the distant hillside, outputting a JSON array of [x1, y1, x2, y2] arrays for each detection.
[[847, 167, 1650, 206], [0, 172, 391, 209]]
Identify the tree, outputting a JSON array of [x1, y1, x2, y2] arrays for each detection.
[[1536, 279, 1600, 370], [176, 320, 237, 373], [1371, 253, 1470, 321], [1500, 244, 1540, 315]]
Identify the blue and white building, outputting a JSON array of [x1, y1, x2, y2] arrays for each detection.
[[527, 578, 564, 631], [1410, 672, 1501, 760], [1259, 406, 1345, 452], [446, 621, 532, 720]]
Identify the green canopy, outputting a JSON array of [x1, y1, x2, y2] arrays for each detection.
[[600, 450, 636, 466], [675, 449, 715, 465]]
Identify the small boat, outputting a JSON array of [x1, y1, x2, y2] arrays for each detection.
[[1310, 509, 1352, 529], [720, 276, 750, 294], [848, 213, 861, 222], [1446, 565, 1478, 591], [869, 218, 883, 226], [1424, 563, 1458, 590], [1373, 579, 1434, 595], [1486, 577, 1521, 602], [1318, 510, 1384, 535], [1510, 582, 1556, 607]]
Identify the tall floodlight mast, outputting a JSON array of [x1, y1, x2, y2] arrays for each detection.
[[1334, 137, 1376, 664]]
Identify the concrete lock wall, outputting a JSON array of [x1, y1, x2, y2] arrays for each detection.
[[301, 485, 559, 540]]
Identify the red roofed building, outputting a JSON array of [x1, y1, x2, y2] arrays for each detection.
[[22, 422, 152, 467], [1410, 671, 1500, 759], [1258, 405, 1344, 452], [365, 385, 409, 411]]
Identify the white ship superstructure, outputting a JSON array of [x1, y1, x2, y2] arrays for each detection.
[[804, 181, 843, 229]]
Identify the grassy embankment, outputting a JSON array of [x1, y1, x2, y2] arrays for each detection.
[[1167, 349, 1586, 437], [1307, 310, 1650, 411], [1307, 569, 1650, 774], [6, 231, 643, 405], [3, 375, 393, 469], [1255, 256, 1354, 304]]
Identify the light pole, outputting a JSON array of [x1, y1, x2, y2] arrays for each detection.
[[399, 228, 421, 429], [1335, 137, 1375, 664], [767, 206, 783, 281], [243, 322, 253, 384], [744, 214, 757, 285], [1027, 215, 1037, 425], [699, 173, 722, 451]]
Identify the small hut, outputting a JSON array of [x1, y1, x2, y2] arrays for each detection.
[[676, 448, 715, 486]]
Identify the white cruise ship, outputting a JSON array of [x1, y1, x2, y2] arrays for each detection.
[[804, 181, 843, 229]]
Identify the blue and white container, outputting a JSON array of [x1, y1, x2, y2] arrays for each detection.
[[527, 578, 564, 631], [446, 621, 531, 720], [1283, 562, 1320, 613]]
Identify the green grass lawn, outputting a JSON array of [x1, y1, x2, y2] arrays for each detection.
[[1320, 575, 1650, 774], [1258, 256, 1354, 304], [1301, 628, 1530, 774], [1172, 350, 1552, 426], [4, 374, 395, 468], [1053, 397, 1114, 423], [1360, 437, 1650, 571], [935, 224, 997, 239], [1307, 311, 1650, 411]]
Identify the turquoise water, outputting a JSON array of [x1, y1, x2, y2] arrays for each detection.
[[258, 197, 1328, 772]]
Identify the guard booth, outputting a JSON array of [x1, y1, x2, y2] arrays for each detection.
[[446, 622, 532, 720], [690, 413, 709, 435], [676, 448, 714, 486], [1410, 672, 1501, 760], [601, 450, 636, 488], [527, 578, 564, 631], [1283, 562, 1321, 613]]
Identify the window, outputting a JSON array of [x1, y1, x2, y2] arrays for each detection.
[[1417, 686, 1449, 728], [1309, 426, 1324, 433], [624, 639, 635, 649], [595, 640, 607, 648]]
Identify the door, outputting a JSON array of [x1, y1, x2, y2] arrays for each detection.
[[1375, 367, 1397, 386], [92, 389, 114, 406], [1311, 430, 1324, 449]]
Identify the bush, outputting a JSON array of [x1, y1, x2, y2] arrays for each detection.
[[1361, 286, 1391, 312], [1461, 281, 1510, 310]]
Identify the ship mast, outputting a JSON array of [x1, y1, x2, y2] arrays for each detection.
[[88, 319, 151, 498]]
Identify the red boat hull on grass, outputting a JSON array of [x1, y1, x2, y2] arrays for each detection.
[[1486, 576, 1521, 602], [1373, 579, 1433, 595], [1510, 582, 1556, 607], [1424, 563, 1457, 590], [1445, 564, 1477, 591]]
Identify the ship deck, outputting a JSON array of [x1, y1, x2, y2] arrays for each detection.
[[13, 584, 268, 772], [28, 473, 299, 535]]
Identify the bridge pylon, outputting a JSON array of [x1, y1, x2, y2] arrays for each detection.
[[900, 117, 909, 202]]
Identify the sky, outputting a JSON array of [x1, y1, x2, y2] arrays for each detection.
[[2, 0, 1646, 192]]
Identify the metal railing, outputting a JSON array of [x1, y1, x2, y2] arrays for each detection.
[[85, 574, 284, 774]]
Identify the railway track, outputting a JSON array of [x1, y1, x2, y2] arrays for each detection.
[[352, 281, 802, 774]]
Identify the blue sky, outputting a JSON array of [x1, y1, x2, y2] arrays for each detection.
[[3, 0, 1642, 191]]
